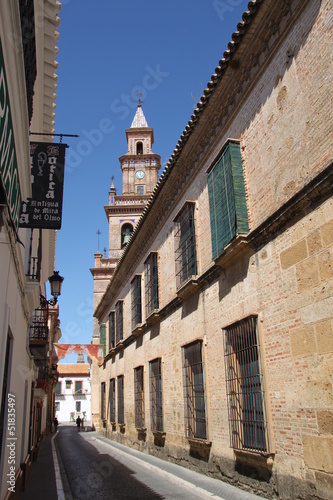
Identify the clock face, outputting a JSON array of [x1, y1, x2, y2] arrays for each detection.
[[136, 170, 145, 179]]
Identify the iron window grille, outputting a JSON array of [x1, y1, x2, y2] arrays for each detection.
[[117, 376, 125, 424], [109, 311, 115, 350], [109, 378, 115, 422], [115, 301, 124, 344], [101, 382, 106, 420], [183, 341, 207, 440], [145, 252, 159, 317], [223, 316, 269, 453], [100, 324, 106, 356], [134, 366, 145, 428], [174, 202, 198, 289], [131, 275, 142, 329], [55, 402, 60, 412], [76, 401, 81, 413], [149, 358, 163, 432]]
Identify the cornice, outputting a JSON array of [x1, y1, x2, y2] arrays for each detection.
[[94, 0, 310, 321]]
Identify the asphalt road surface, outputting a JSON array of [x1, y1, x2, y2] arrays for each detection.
[[55, 425, 216, 499], [55, 425, 265, 500]]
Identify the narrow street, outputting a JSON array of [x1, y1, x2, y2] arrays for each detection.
[[21, 424, 265, 500]]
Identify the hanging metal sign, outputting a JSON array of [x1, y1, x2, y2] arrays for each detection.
[[19, 142, 66, 229]]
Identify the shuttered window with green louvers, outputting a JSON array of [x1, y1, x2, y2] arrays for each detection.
[[100, 324, 106, 356], [207, 140, 249, 260]]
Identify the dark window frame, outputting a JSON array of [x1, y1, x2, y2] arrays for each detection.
[[223, 315, 269, 453], [101, 382, 106, 421], [109, 378, 116, 423], [108, 311, 115, 350], [100, 324, 106, 356], [134, 366, 145, 429], [144, 252, 159, 317], [131, 275, 142, 329], [115, 301, 124, 344], [149, 358, 163, 432], [174, 202, 198, 289], [117, 376, 124, 424], [183, 340, 207, 440]]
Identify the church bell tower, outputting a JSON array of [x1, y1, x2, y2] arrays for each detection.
[[90, 102, 161, 335]]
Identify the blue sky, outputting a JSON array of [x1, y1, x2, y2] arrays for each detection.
[[53, 0, 249, 362]]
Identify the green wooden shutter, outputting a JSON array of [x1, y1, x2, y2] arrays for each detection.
[[229, 142, 249, 235], [100, 324, 106, 356], [208, 141, 249, 260]]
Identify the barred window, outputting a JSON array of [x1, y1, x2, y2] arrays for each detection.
[[145, 252, 159, 317], [134, 366, 145, 428], [101, 382, 106, 420], [100, 324, 106, 356], [131, 275, 142, 329], [76, 401, 81, 413], [55, 401, 60, 412], [174, 202, 197, 289], [109, 378, 115, 423], [117, 376, 124, 424], [223, 316, 268, 452], [109, 311, 115, 350], [183, 341, 207, 439], [149, 358, 163, 432], [115, 301, 123, 344]]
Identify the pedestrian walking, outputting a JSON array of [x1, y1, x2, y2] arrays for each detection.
[[53, 417, 58, 433], [76, 415, 82, 432]]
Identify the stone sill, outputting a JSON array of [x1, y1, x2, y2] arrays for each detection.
[[176, 277, 199, 300], [146, 310, 160, 326], [214, 236, 249, 268], [132, 324, 144, 337], [188, 437, 212, 448], [234, 449, 275, 468]]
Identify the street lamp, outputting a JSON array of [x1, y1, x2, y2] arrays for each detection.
[[40, 270, 64, 307], [48, 271, 64, 302]]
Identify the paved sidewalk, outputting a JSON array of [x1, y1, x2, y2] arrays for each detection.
[[86, 432, 266, 500], [20, 433, 58, 500]]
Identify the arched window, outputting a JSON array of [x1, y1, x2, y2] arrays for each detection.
[[121, 223, 133, 248], [136, 141, 143, 155]]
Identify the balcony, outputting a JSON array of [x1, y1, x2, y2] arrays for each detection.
[[29, 306, 49, 363], [36, 363, 49, 392]]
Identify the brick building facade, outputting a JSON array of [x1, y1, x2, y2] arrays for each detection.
[[92, 1, 333, 498]]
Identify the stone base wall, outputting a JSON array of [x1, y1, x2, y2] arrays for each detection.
[[95, 418, 332, 499]]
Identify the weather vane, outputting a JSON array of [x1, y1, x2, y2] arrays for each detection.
[[137, 91, 143, 106]]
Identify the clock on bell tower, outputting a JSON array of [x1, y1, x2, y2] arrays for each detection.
[[91, 101, 161, 341], [120, 101, 161, 196]]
